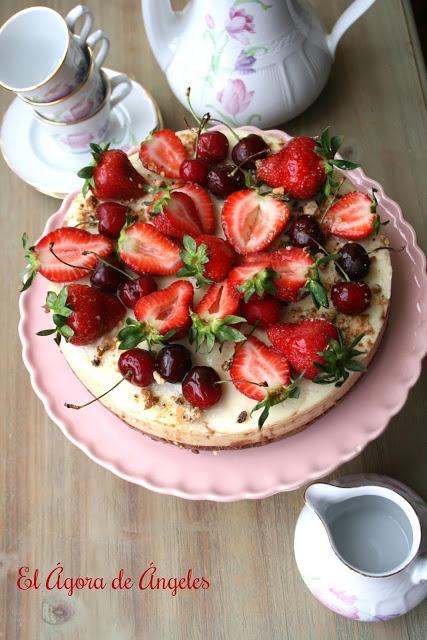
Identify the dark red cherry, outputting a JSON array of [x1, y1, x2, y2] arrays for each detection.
[[118, 348, 155, 387], [337, 242, 371, 281], [117, 275, 158, 309], [179, 158, 209, 185], [89, 256, 126, 292], [156, 344, 192, 383], [206, 165, 245, 198], [231, 134, 269, 169], [331, 281, 371, 315], [288, 215, 325, 250], [182, 366, 222, 408], [197, 130, 229, 163], [96, 202, 127, 238]]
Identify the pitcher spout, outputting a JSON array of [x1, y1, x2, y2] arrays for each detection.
[[304, 483, 350, 521]]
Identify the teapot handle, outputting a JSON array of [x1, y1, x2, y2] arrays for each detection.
[[327, 0, 376, 58]]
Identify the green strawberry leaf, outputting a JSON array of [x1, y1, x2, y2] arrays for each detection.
[[190, 310, 246, 353], [314, 330, 367, 386], [237, 267, 279, 303], [177, 235, 212, 287]]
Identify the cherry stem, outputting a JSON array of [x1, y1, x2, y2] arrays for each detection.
[[81, 251, 135, 280], [310, 238, 350, 282], [65, 372, 131, 410], [230, 149, 269, 175], [207, 117, 240, 142], [216, 378, 268, 387], [185, 87, 202, 127], [319, 177, 345, 220], [49, 243, 92, 272]]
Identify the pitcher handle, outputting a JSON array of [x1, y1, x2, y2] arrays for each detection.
[[86, 30, 110, 67], [411, 557, 427, 585], [65, 5, 94, 47], [109, 74, 132, 110], [327, 0, 376, 58]]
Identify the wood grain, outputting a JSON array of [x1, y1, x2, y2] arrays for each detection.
[[0, 1, 426, 638]]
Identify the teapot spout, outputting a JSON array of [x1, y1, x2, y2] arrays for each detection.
[[142, 0, 184, 72]]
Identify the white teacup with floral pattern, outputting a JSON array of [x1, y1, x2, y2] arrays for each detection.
[[34, 71, 132, 153], [0, 5, 94, 102], [20, 35, 109, 124]]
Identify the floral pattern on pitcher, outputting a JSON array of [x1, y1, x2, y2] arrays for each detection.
[[203, 0, 270, 125]]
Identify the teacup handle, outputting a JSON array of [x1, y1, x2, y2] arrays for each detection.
[[65, 5, 94, 46], [109, 74, 132, 110], [86, 30, 110, 68]]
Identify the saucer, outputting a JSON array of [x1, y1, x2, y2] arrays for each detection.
[[0, 68, 162, 198]]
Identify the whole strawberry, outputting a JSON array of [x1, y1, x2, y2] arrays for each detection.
[[78, 143, 147, 200], [37, 284, 125, 346], [257, 128, 358, 200]]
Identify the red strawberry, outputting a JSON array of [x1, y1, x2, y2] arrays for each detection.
[[174, 183, 215, 234], [138, 129, 188, 179], [228, 247, 313, 303], [38, 284, 126, 346], [240, 294, 281, 329], [322, 192, 377, 240], [190, 280, 245, 352], [257, 130, 357, 200], [257, 137, 326, 199], [66, 284, 104, 345], [78, 145, 147, 200], [117, 223, 182, 275], [178, 234, 237, 286], [21, 227, 114, 290], [269, 247, 314, 302], [267, 319, 338, 379], [195, 280, 240, 319], [117, 281, 194, 348], [148, 190, 203, 239], [222, 190, 289, 254], [230, 336, 290, 401]]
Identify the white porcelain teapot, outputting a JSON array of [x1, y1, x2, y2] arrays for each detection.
[[294, 475, 427, 621], [142, 0, 376, 127]]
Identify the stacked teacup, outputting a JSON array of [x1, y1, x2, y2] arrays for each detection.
[[0, 5, 131, 153]]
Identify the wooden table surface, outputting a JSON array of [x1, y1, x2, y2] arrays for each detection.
[[1, 1, 426, 638]]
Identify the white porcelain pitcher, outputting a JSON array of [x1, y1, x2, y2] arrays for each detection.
[[294, 474, 427, 621], [142, 0, 376, 127]]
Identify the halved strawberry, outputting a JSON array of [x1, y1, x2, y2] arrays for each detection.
[[269, 247, 314, 302], [118, 280, 194, 348], [222, 190, 289, 254], [117, 223, 182, 275], [267, 319, 338, 380], [228, 246, 313, 303], [139, 129, 188, 179], [230, 336, 297, 428], [196, 281, 240, 319], [322, 191, 378, 240], [228, 257, 277, 302], [190, 281, 244, 352], [148, 190, 202, 239], [178, 235, 237, 286], [21, 227, 114, 290], [174, 183, 215, 234]]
